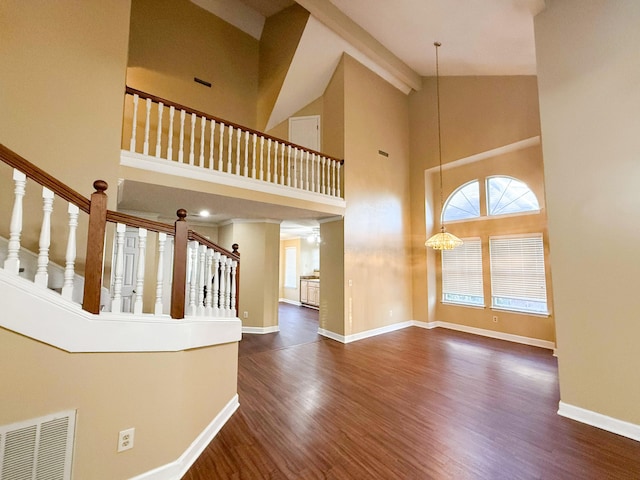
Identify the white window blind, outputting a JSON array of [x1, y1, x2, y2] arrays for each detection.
[[489, 235, 548, 314], [441, 238, 484, 306], [284, 246, 297, 289]]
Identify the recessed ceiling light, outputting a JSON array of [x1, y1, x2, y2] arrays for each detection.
[[199, 210, 210, 217]]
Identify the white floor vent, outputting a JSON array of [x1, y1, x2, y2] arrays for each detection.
[[0, 410, 76, 480]]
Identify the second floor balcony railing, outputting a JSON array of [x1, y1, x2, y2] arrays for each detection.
[[122, 87, 344, 200]]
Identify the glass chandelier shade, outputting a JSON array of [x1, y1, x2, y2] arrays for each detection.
[[425, 41, 463, 251]]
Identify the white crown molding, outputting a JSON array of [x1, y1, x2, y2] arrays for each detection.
[[130, 394, 240, 479], [0, 268, 241, 353], [558, 401, 640, 443], [317, 215, 344, 224]]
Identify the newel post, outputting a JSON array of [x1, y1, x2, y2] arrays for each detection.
[[171, 209, 188, 319], [232, 243, 240, 315], [82, 180, 108, 314]]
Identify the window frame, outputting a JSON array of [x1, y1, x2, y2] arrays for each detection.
[[441, 179, 481, 223], [485, 175, 541, 218]]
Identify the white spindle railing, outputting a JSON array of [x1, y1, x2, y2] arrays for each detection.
[[1, 145, 241, 320], [124, 88, 344, 200]]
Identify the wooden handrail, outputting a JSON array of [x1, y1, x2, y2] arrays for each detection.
[[0, 144, 91, 213], [106, 211, 175, 235], [188, 230, 239, 261], [126, 86, 345, 165]]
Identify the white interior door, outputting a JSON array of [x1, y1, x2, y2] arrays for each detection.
[[120, 229, 138, 313], [289, 115, 320, 151]]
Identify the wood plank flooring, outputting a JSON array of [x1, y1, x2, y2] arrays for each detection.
[[184, 304, 640, 479]]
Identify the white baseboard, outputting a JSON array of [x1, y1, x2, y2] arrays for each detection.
[[558, 401, 640, 442], [242, 325, 280, 334], [131, 394, 240, 480], [318, 321, 413, 344], [318, 318, 555, 351], [318, 328, 346, 343], [420, 320, 556, 350], [279, 298, 301, 306]]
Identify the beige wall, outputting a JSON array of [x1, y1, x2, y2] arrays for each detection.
[[320, 219, 345, 335], [409, 75, 542, 325], [535, 0, 640, 423], [127, 0, 259, 128], [258, 5, 309, 131], [220, 222, 280, 328], [0, 327, 238, 480], [268, 96, 324, 143], [342, 55, 413, 335]]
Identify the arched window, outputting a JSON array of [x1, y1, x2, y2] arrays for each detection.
[[442, 180, 480, 222], [486, 176, 539, 216]]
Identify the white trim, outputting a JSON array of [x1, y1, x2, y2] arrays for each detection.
[[319, 321, 413, 344], [317, 216, 344, 224], [0, 268, 241, 353], [242, 325, 280, 334], [130, 394, 240, 480], [121, 151, 346, 209], [412, 320, 439, 329], [558, 401, 640, 443], [317, 328, 346, 343], [279, 298, 302, 306], [423, 320, 555, 350], [425, 136, 541, 173]]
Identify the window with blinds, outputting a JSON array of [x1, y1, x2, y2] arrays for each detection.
[[489, 235, 548, 314], [284, 246, 297, 289], [442, 238, 484, 306]]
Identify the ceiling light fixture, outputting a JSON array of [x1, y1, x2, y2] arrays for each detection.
[[307, 227, 321, 245], [426, 42, 463, 251], [199, 210, 210, 217]]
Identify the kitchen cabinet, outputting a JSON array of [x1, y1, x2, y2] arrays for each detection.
[[300, 278, 320, 308]]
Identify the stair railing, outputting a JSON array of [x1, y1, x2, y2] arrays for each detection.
[[123, 86, 344, 199], [0, 144, 239, 319]]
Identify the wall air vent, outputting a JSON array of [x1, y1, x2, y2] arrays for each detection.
[[378, 150, 389, 158], [0, 410, 76, 480]]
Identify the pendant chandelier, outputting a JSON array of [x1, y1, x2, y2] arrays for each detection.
[[425, 42, 463, 251]]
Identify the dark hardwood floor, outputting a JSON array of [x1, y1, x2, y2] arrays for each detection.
[[184, 304, 640, 479]]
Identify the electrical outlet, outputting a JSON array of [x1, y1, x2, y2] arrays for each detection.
[[492, 315, 498, 323], [118, 428, 135, 452], [243, 311, 248, 319]]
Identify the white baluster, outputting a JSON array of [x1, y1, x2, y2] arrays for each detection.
[[197, 244, 207, 316], [4, 170, 26, 275], [331, 160, 336, 196], [155, 102, 164, 157], [310, 153, 315, 193], [273, 141, 279, 183], [167, 106, 175, 160], [305, 151, 310, 190], [130, 94, 139, 152], [143, 98, 151, 155], [154, 232, 167, 315], [235, 128, 241, 175], [205, 248, 213, 315], [322, 156, 327, 194], [316, 153, 321, 193], [286, 145, 292, 187], [230, 260, 238, 317], [34, 187, 54, 288], [266, 139, 272, 182], [61, 203, 79, 301], [178, 109, 186, 163], [218, 255, 226, 316], [259, 136, 264, 180], [252, 133, 257, 179], [337, 161, 342, 198], [293, 147, 298, 189], [209, 120, 215, 170], [199, 116, 206, 167], [212, 252, 221, 317], [218, 123, 225, 171], [227, 126, 233, 173], [133, 228, 147, 315], [225, 258, 232, 315], [111, 223, 126, 313], [188, 241, 199, 316], [280, 142, 285, 185], [189, 113, 196, 165], [243, 130, 249, 177]]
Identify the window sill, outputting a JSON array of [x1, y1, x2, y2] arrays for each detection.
[[490, 307, 551, 318]]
